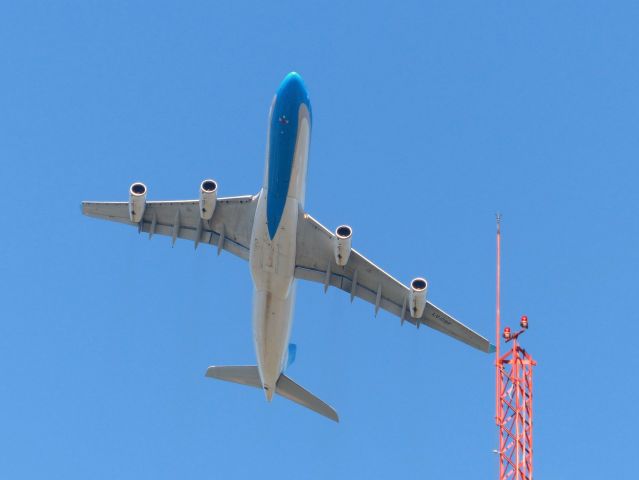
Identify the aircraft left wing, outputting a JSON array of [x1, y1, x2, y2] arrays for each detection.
[[294, 212, 494, 353], [82, 195, 258, 260]]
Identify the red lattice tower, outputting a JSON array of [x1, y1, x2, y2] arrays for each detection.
[[495, 216, 536, 480]]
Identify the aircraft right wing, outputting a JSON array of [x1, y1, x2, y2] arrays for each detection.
[[294, 212, 494, 353], [82, 195, 258, 260]]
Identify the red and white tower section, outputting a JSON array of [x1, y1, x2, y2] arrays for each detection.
[[494, 217, 537, 480]]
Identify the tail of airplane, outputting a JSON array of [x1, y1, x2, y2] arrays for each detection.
[[205, 365, 339, 422]]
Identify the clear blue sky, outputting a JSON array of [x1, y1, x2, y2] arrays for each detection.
[[1, 1, 638, 478]]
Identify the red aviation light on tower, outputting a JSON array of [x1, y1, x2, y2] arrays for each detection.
[[503, 327, 511, 340], [520, 315, 529, 329]]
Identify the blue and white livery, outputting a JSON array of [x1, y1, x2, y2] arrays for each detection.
[[82, 73, 494, 422]]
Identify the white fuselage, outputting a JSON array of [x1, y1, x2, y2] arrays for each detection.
[[248, 75, 311, 399]]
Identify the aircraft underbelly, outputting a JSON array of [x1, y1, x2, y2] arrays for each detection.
[[249, 193, 298, 392]]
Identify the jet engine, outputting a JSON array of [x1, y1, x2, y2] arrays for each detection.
[[199, 179, 218, 220], [128, 182, 147, 223], [333, 225, 353, 266], [409, 277, 428, 318]]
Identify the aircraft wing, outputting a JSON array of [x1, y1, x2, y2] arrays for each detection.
[[294, 212, 494, 353], [82, 196, 258, 260]]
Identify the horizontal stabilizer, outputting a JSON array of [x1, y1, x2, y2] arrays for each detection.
[[276, 374, 339, 423], [205, 366, 261, 388], [205, 366, 339, 422]]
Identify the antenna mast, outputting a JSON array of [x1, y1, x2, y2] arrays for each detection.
[[495, 214, 501, 423]]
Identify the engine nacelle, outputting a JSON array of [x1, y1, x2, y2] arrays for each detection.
[[333, 225, 353, 266], [199, 179, 218, 220], [409, 277, 428, 318], [128, 182, 147, 223]]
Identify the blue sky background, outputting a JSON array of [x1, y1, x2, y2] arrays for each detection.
[[1, 1, 638, 478]]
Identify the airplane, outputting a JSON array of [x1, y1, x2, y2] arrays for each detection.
[[82, 72, 494, 423]]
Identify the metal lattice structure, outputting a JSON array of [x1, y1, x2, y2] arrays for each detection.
[[494, 216, 536, 480], [497, 329, 536, 480]]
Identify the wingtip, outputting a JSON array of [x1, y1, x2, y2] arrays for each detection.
[[489, 343, 497, 353]]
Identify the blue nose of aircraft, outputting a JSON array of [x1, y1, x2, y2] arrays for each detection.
[[266, 73, 312, 239], [276, 72, 310, 112]]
